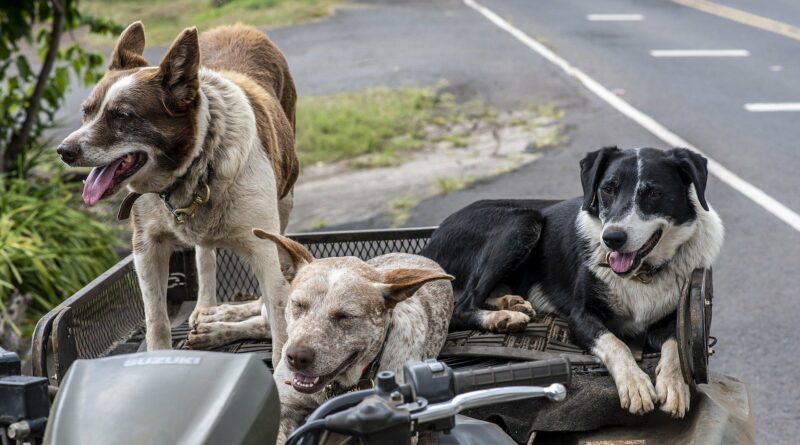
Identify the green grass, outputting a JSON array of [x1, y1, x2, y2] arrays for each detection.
[[309, 218, 329, 230], [297, 87, 457, 167], [387, 196, 420, 228], [81, 0, 342, 45], [435, 175, 476, 194]]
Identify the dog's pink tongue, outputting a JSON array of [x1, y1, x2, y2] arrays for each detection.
[[609, 251, 636, 274], [82, 160, 123, 206]]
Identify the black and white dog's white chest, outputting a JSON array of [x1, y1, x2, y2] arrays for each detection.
[[591, 269, 685, 337]]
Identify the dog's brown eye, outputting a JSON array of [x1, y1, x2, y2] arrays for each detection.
[[601, 184, 616, 196]]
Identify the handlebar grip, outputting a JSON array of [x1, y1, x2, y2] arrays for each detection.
[[452, 358, 571, 395]]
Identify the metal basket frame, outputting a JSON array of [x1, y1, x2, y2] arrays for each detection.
[[31, 226, 712, 388], [31, 228, 436, 383]]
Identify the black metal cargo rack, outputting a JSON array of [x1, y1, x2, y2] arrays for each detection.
[[30, 227, 713, 390]]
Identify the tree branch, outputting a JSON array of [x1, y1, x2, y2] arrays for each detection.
[[2, 0, 65, 174]]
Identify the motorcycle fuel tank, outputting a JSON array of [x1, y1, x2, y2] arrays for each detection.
[[43, 350, 279, 445]]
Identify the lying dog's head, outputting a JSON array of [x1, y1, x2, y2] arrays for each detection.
[[253, 229, 453, 395], [579, 147, 710, 275], [57, 22, 203, 205]]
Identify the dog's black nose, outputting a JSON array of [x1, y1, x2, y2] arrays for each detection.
[[56, 142, 80, 164], [286, 345, 315, 370], [602, 229, 628, 251]]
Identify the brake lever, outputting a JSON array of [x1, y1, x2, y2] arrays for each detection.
[[411, 384, 566, 424]]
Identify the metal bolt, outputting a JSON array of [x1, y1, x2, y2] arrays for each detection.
[[708, 347, 716, 356], [390, 390, 404, 403], [7, 421, 31, 440]]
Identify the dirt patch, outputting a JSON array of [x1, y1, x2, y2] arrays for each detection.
[[288, 108, 565, 231]]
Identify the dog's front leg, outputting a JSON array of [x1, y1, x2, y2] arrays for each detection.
[[248, 242, 289, 365], [190, 245, 261, 327], [647, 313, 691, 417], [185, 243, 282, 351], [571, 304, 656, 415], [133, 234, 174, 350], [654, 337, 690, 417], [591, 331, 657, 415], [189, 245, 217, 328]]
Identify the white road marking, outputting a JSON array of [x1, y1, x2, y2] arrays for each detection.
[[650, 49, 749, 57], [463, 0, 800, 233], [744, 103, 800, 112], [587, 14, 643, 21]]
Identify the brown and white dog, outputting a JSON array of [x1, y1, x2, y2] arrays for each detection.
[[56, 22, 299, 362], [251, 230, 454, 443]]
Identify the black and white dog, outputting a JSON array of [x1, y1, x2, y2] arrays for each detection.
[[421, 147, 724, 417]]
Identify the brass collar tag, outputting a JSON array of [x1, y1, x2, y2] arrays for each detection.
[[160, 183, 211, 224]]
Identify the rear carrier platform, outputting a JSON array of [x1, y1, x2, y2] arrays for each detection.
[[30, 227, 717, 437]]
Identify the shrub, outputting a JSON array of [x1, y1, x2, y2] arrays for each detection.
[[0, 176, 120, 333]]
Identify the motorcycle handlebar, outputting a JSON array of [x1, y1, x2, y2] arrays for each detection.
[[452, 358, 571, 395]]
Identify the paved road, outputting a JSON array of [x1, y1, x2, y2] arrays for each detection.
[[53, 0, 798, 440]]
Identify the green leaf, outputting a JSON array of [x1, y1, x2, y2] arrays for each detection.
[[15, 55, 32, 79]]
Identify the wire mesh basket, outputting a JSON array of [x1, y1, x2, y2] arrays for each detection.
[[31, 226, 711, 388]]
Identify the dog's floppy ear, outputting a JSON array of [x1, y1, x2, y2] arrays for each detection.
[[669, 148, 710, 211], [252, 229, 314, 282], [580, 146, 620, 215], [158, 27, 200, 112], [378, 269, 454, 309], [109, 21, 149, 70]]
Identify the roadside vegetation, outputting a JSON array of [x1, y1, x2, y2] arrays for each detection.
[[0, 178, 119, 346], [388, 196, 421, 228], [297, 87, 498, 168], [0, 1, 121, 352], [81, 0, 343, 45]]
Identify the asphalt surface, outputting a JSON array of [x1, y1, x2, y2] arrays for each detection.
[[53, 0, 798, 441]]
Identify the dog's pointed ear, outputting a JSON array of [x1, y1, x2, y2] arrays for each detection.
[[669, 148, 710, 211], [378, 269, 454, 309], [580, 146, 620, 215], [109, 21, 149, 70], [158, 27, 200, 111], [252, 229, 314, 282]]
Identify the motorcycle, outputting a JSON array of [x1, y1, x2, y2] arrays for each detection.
[[0, 348, 569, 445]]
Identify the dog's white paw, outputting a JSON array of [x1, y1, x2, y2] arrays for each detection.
[[186, 322, 235, 350], [656, 365, 691, 418], [189, 305, 213, 329], [192, 302, 261, 328], [483, 310, 530, 332], [614, 366, 657, 415], [488, 295, 536, 317]]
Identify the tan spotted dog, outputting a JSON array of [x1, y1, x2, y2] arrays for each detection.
[[251, 230, 454, 444], [56, 22, 299, 364]]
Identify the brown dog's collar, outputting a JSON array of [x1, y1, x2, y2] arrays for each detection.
[[117, 192, 143, 221], [116, 164, 214, 223]]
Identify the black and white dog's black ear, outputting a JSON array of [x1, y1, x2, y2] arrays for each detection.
[[669, 148, 709, 211], [580, 146, 620, 215]]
